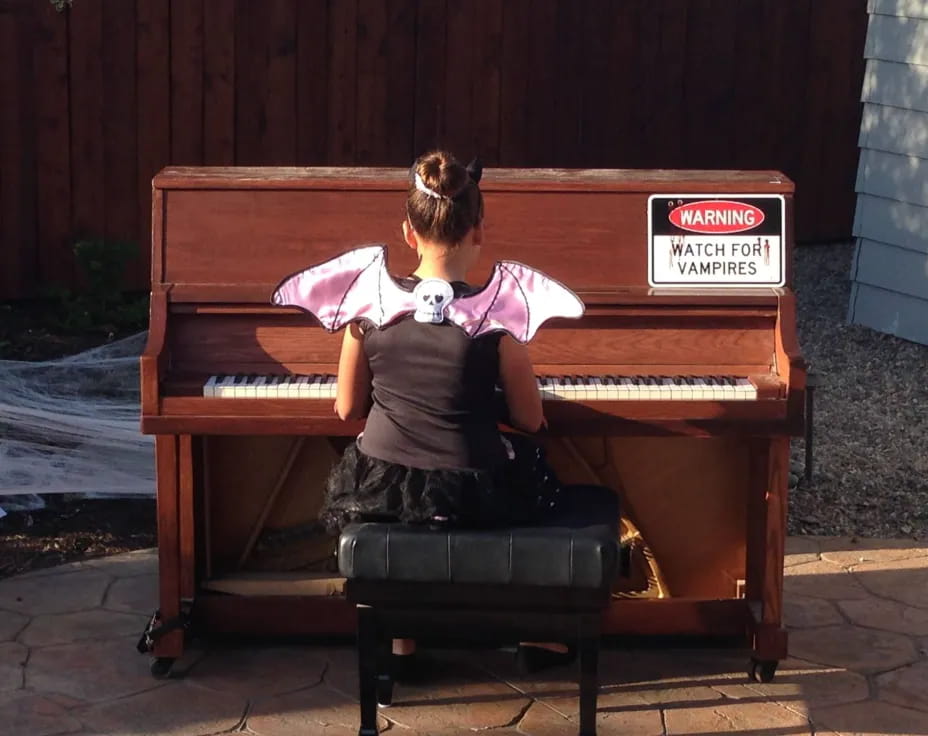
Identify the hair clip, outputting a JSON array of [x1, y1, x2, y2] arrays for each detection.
[[414, 172, 450, 201]]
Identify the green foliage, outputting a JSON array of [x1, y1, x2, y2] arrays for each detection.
[[44, 239, 148, 334]]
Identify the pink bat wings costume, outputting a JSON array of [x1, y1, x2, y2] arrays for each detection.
[[271, 245, 584, 343]]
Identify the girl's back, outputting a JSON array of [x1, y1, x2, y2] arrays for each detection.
[[360, 294, 506, 471]]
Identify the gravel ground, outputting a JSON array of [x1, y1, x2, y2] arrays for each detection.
[[789, 242, 928, 539]]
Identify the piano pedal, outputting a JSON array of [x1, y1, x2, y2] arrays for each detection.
[[618, 543, 632, 578]]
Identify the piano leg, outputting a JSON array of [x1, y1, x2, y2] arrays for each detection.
[[179, 435, 196, 606], [151, 435, 189, 663], [745, 437, 789, 680]]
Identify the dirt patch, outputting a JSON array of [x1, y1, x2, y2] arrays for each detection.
[[0, 496, 156, 579]]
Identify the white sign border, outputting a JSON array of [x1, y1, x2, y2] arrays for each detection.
[[647, 193, 786, 288]]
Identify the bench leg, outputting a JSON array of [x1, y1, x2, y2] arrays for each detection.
[[376, 636, 394, 707], [578, 613, 600, 736], [356, 605, 379, 736]]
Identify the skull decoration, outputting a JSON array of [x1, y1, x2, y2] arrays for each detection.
[[413, 278, 455, 324]]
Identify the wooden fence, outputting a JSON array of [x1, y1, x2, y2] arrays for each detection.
[[0, 0, 868, 297]]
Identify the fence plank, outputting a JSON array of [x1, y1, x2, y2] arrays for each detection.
[[171, 0, 204, 165], [204, 0, 235, 165], [103, 0, 139, 286], [442, 0, 474, 158], [384, 0, 416, 165], [470, 0, 503, 165], [523, 0, 557, 165], [356, 0, 389, 164], [413, 0, 447, 153], [33, 0, 74, 288], [296, 0, 329, 164], [0, 0, 37, 297], [136, 0, 170, 284], [499, 0, 531, 165], [327, 0, 358, 164], [266, 0, 297, 164], [683, 0, 738, 169], [69, 0, 105, 250]]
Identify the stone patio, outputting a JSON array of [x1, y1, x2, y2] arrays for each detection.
[[1, 536, 927, 735]]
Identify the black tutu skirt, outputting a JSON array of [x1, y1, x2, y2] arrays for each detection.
[[319, 434, 566, 535]]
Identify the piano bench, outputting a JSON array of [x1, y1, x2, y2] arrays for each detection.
[[338, 522, 620, 736]]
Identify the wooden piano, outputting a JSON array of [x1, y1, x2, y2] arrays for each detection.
[[140, 167, 804, 681]]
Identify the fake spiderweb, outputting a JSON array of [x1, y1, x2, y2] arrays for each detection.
[[0, 332, 153, 501]]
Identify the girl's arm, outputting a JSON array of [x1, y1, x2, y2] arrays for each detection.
[[498, 335, 544, 433], [334, 322, 373, 420]]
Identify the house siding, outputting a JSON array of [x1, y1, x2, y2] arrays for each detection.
[[849, 0, 928, 344]]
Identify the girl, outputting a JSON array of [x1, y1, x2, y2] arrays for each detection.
[[318, 149, 618, 670]]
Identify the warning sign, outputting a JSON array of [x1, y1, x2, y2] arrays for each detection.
[[648, 194, 785, 287]]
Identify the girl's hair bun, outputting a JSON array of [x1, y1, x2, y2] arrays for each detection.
[[407, 150, 483, 245], [417, 151, 469, 200]]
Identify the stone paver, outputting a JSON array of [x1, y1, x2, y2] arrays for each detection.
[[376, 665, 531, 734], [819, 536, 928, 566], [26, 634, 162, 703], [83, 548, 158, 577], [852, 557, 928, 609], [783, 594, 845, 628], [875, 659, 928, 713], [0, 691, 83, 736], [0, 609, 29, 642], [247, 685, 386, 735], [0, 641, 27, 692], [0, 571, 112, 616], [186, 644, 329, 697], [102, 573, 158, 615], [742, 658, 870, 714], [784, 560, 872, 600], [784, 536, 821, 566], [76, 681, 245, 736], [518, 696, 664, 735], [790, 623, 918, 673], [811, 699, 928, 735], [663, 700, 812, 734], [19, 609, 148, 648], [838, 596, 928, 636], [2, 537, 928, 735]]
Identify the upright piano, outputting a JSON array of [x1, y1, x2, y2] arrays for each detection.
[[140, 167, 804, 680]]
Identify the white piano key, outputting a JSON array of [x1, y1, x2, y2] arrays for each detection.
[[322, 375, 337, 398], [735, 377, 757, 400], [216, 375, 237, 398], [677, 377, 694, 401], [251, 375, 267, 398], [231, 375, 250, 398], [203, 375, 220, 397], [659, 377, 675, 400]]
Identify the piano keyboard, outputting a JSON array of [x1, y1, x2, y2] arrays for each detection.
[[202, 374, 759, 401]]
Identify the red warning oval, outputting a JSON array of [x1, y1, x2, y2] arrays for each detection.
[[669, 200, 765, 234]]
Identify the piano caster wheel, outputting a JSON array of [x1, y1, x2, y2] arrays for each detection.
[[748, 658, 778, 683], [150, 656, 175, 679]]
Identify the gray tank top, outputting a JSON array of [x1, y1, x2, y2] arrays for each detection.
[[357, 280, 506, 471]]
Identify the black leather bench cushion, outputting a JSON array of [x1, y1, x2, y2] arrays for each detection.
[[338, 523, 618, 590]]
